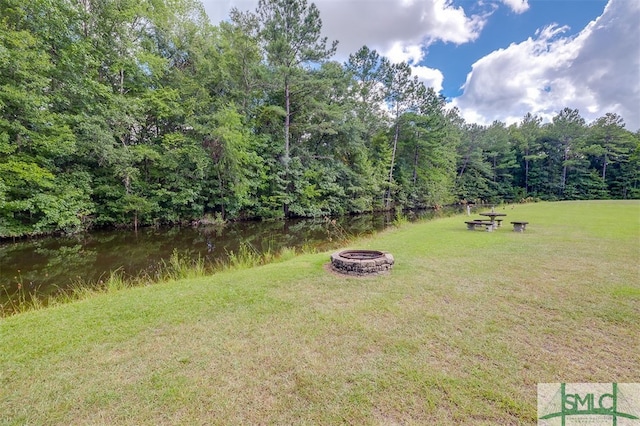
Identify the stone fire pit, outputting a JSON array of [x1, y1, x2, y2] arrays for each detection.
[[330, 250, 394, 276]]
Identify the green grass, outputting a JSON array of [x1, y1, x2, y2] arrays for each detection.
[[0, 244, 303, 317], [1, 200, 638, 425]]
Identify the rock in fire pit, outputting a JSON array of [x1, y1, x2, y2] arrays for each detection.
[[330, 250, 394, 276]]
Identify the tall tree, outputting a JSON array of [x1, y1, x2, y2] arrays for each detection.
[[255, 0, 337, 216], [511, 113, 543, 195], [456, 123, 494, 202], [344, 46, 390, 210], [382, 62, 425, 208], [482, 121, 517, 201], [222, 10, 264, 116], [586, 113, 633, 181], [393, 89, 456, 208], [344, 46, 388, 133], [0, 0, 90, 236], [549, 108, 586, 197]]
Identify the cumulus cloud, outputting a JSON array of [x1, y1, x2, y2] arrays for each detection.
[[315, 0, 487, 60], [411, 66, 444, 92], [386, 41, 426, 64], [203, 0, 486, 58], [202, 0, 486, 90], [451, 0, 640, 130], [500, 0, 529, 14]]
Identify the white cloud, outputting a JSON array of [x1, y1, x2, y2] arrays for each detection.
[[451, 0, 640, 130], [202, 0, 487, 91], [315, 0, 487, 60], [500, 0, 529, 14], [386, 42, 425, 64], [411, 66, 444, 92], [202, 0, 486, 55]]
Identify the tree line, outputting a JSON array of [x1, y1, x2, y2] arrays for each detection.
[[1, 0, 638, 238]]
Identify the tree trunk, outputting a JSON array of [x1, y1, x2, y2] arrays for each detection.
[[524, 148, 530, 193], [561, 142, 569, 195], [458, 155, 470, 179], [284, 77, 291, 164], [385, 116, 400, 209], [283, 76, 291, 216], [412, 143, 419, 186], [217, 169, 226, 220]]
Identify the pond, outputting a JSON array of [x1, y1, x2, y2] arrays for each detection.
[[0, 208, 461, 313]]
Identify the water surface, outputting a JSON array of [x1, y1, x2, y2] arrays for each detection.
[[1, 208, 460, 311]]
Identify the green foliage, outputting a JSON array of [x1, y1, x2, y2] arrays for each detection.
[[0, 0, 634, 237], [162, 249, 207, 280]]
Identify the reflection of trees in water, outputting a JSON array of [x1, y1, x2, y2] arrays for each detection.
[[200, 219, 321, 256], [1, 241, 99, 297], [35, 245, 99, 294]]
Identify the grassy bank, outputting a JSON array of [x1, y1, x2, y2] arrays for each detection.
[[0, 243, 304, 317], [1, 200, 638, 425]]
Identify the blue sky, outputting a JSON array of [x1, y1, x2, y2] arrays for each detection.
[[428, 0, 609, 99], [203, 0, 639, 130]]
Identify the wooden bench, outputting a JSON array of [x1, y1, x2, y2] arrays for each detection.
[[465, 221, 494, 231], [510, 221, 529, 232]]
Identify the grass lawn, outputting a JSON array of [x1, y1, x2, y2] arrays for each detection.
[[1, 200, 639, 425]]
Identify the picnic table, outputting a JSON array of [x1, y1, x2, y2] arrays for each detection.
[[479, 212, 507, 229]]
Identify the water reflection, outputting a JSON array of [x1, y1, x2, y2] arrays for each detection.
[[0, 208, 460, 308]]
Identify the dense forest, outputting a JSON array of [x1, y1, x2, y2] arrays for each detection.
[[1, 0, 638, 238]]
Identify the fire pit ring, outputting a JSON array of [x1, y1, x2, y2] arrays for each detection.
[[330, 250, 394, 276]]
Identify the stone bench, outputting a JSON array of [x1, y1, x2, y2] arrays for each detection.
[[473, 218, 502, 229], [465, 221, 494, 231], [510, 221, 529, 232]]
